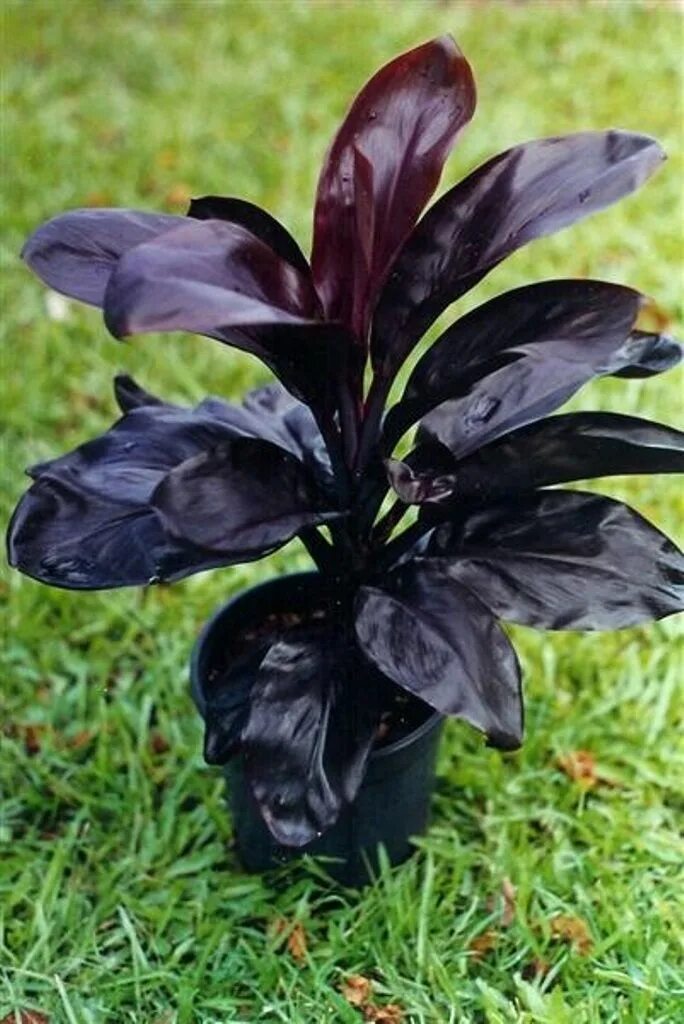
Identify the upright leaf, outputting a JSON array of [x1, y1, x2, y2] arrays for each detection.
[[312, 35, 476, 339], [429, 490, 684, 629], [355, 563, 522, 749], [372, 131, 664, 377]]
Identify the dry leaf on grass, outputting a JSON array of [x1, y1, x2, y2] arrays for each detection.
[[487, 877, 517, 926], [557, 750, 620, 789], [164, 183, 192, 208], [269, 918, 308, 963], [363, 1004, 403, 1024], [340, 974, 373, 1007], [0, 1011, 50, 1024], [550, 914, 593, 955], [468, 928, 498, 960]]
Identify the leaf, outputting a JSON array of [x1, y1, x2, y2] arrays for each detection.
[[605, 328, 683, 379], [372, 131, 664, 378], [501, 877, 517, 927], [550, 914, 593, 955], [202, 640, 271, 765], [384, 279, 642, 450], [311, 35, 476, 339], [242, 626, 382, 846], [557, 750, 598, 788], [391, 413, 684, 506], [340, 975, 374, 1008], [103, 218, 321, 339], [430, 490, 684, 630], [364, 1006, 404, 1024], [355, 562, 522, 749], [468, 928, 499, 960], [188, 195, 310, 274], [152, 438, 338, 554], [21, 208, 182, 305], [0, 1013, 50, 1024], [8, 385, 300, 590]]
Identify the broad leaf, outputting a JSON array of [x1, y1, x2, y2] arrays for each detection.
[[242, 627, 381, 845], [188, 195, 310, 274], [355, 562, 522, 749], [429, 490, 684, 629], [372, 131, 664, 377], [104, 218, 322, 339], [311, 35, 476, 339], [384, 279, 642, 448], [202, 640, 272, 765], [7, 382, 301, 589], [21, 208, 182, 306], [152, 437, 339, 553], [604, 328, 683, 379], [389, 413, 684, 506]]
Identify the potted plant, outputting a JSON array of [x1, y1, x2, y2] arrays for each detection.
[[8, 36, 683, 886]]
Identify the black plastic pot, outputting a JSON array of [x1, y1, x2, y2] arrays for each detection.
[[190, 572, 444, 886]]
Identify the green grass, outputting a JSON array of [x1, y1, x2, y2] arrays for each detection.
[[1, 1, 683, 1021]]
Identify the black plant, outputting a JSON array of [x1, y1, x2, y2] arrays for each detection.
[[9, 37, 684, 846]]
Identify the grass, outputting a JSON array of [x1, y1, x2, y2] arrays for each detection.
[[1, 1, 683, 1021]]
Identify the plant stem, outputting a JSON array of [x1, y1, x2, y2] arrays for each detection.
[[355, 374, 390, 479], [299, 527, 336, 574]]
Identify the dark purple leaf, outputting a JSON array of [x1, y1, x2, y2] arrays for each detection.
[[152, 437, 339, 553], [604, 329, 683, 379], [311, 35, 476, 339], [21, 208, 182, 306], [372, 131, 664, 377], [390, 414, 684, 506], [242, 626, 381, 845], [429, 490, 684, 629], [202, 641, 272, 765], [113, 373, 168, 413], [188, 195, 310, 275], [355, 562, 522, 749], [7, 381, 304, 589], [104, 218, 322, 339], [385, 279, 642, 449], [414, 287, 645, 461]]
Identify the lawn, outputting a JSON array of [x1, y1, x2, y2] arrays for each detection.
[[1, 1, 683, 1021]]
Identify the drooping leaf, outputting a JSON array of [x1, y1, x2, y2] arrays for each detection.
[[104, 218, 322, 339], [389, 413, 684, 506], [21, 208, 182, 306], [372, 131, 664, 377], [384, 279, 642, 449], [311, 35, 476, 339], [113, 372, 169, 412], [152, 437, 339, 553], [188, 195, 310, 275], [240, 382, 332, 485], [603, 328, 683, 379], [429, 490, 684, 629], [7, 385, 300, 589], [242, 626, 381, 845], [355, 562, 522, 749], [202, 640, 272, 765]]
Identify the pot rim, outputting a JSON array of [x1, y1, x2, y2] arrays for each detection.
[[190, 570, 445, 761]]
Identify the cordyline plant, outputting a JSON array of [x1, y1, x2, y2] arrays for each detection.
[[8, 37, 684, 846]]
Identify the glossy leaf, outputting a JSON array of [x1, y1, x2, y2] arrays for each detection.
[[372, 131, 664, 377], [355, 562, 522, 749], [384, 279, 642, 449], [390, 414, 684, 506], [604, 328, 683, 379], [152, 437, 338, 553], [21, 208, 182, 306], [311, 35, 476, 339], [188, 195, 310, 275], [7, 380, 317, 589], [202, 641, 272, 765], [104, 218, 321, 339], [242, 626, 381, 845], [429, 490, 684, 629]]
